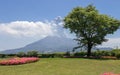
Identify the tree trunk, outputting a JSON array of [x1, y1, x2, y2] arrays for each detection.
[[87, 43, 92, 57]]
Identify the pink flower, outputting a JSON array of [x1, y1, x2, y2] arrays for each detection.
[[101, 72, 120, 75], [0, 57, 39, 65]]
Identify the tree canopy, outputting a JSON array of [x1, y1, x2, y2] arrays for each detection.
[[64, 5, 120, 57]]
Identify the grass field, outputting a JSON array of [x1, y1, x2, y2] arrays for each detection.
[[0, 58, 120, 75]]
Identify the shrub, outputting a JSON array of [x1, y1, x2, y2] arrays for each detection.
[[103, 51, 112, 56], [5, 54, 17, 58], [0, 57, 39, 65], [27, 51, 38, 57], [0, 54, 6, 58], [111, 50, 116, 56], [54, 53, 64, 58], [74, 52, 80, 56], [17, 52, 26, 57], [40, 54, 53, 58], [115, 52, 120, 59], [74, 52, 86, 57], [39, 53, 64, 58], [101, 72, 120, 75], [111, 49, 120, 59], [64, 51, 70, 56], [92, 50, 112, 57]]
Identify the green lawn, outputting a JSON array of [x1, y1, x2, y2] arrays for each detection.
[[0, 58, 120, 75]]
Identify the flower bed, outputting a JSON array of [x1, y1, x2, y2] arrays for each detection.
[[0, 57, 39, 65], [101, 72, 120, 75]]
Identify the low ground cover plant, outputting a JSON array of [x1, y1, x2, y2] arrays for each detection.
[[0, 57, 39, 65], [101, 72, 120, 75]]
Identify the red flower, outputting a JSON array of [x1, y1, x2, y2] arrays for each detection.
[[0, 57, 39, 65], [101, 72, 120, 75]]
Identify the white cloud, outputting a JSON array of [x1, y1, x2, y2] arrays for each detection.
[[0, 21, 55, 37], [98, 38, 120, 49], [0, 16, 67, 38]]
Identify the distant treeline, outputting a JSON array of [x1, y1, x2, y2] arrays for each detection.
[[0, 49, 120, 59]]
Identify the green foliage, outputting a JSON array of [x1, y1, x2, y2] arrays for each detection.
[[64, 51, 71, 56], [0, 54, 6, 58], [91, 49, 120, 59], [27, 51, 38, 57], [40, 54, 54, 58], [39, 53, 64, 58], [64, 4, 120, 57], [91, 50, 109, 58], [112, 49, 120, 59], [116, 53, 120, 59], [53, 53, 64, 58], [0, 54, 15, 58], [17, 52, 26, 57], [4, 54, 17, 58], [74, 52, 86, 57], [95, 50, 111, 56]]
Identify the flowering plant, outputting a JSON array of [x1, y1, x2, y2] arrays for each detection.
[[101, 72, 120, 75], [0, 57, 39, 65]]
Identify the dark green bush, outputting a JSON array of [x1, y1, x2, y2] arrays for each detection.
[[109, 49, 120, 59], [54, 53, 64, 58], [27, 51, 38, 57], [6, 54, 17, 58], [17, 52, 26, 57], [39, 53, 64, 58], [0, 54, 6, 58], [74, 52, 86, 57], [110, 51, 116, 56], [103, 51, 111, 56], [92, 50, 113, 57], [64, 51, 70, 56], [40, 54, 54, 58], [92, 51, 102, 57], [116, 53, 120, 59]]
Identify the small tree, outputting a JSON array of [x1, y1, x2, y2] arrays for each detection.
[[27, 51, 38, 57], [64, 5, 120, 57], [64, 51, 70, 56], [17, 52, 26, 57]]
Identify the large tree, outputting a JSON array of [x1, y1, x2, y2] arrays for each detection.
[[64, 5, 120, 57]]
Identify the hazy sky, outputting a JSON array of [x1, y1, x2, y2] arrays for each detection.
[[0, 0, 120, 51]]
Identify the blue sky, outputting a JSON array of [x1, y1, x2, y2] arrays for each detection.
[[0, 0, 120, 51], [1, 0, 120, 22]]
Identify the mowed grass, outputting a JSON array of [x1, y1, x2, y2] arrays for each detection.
[[0, 58, 120, 75]]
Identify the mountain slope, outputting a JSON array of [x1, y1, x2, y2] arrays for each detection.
[[0, 36, 77, 54], [0, 36, 113, 54]]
